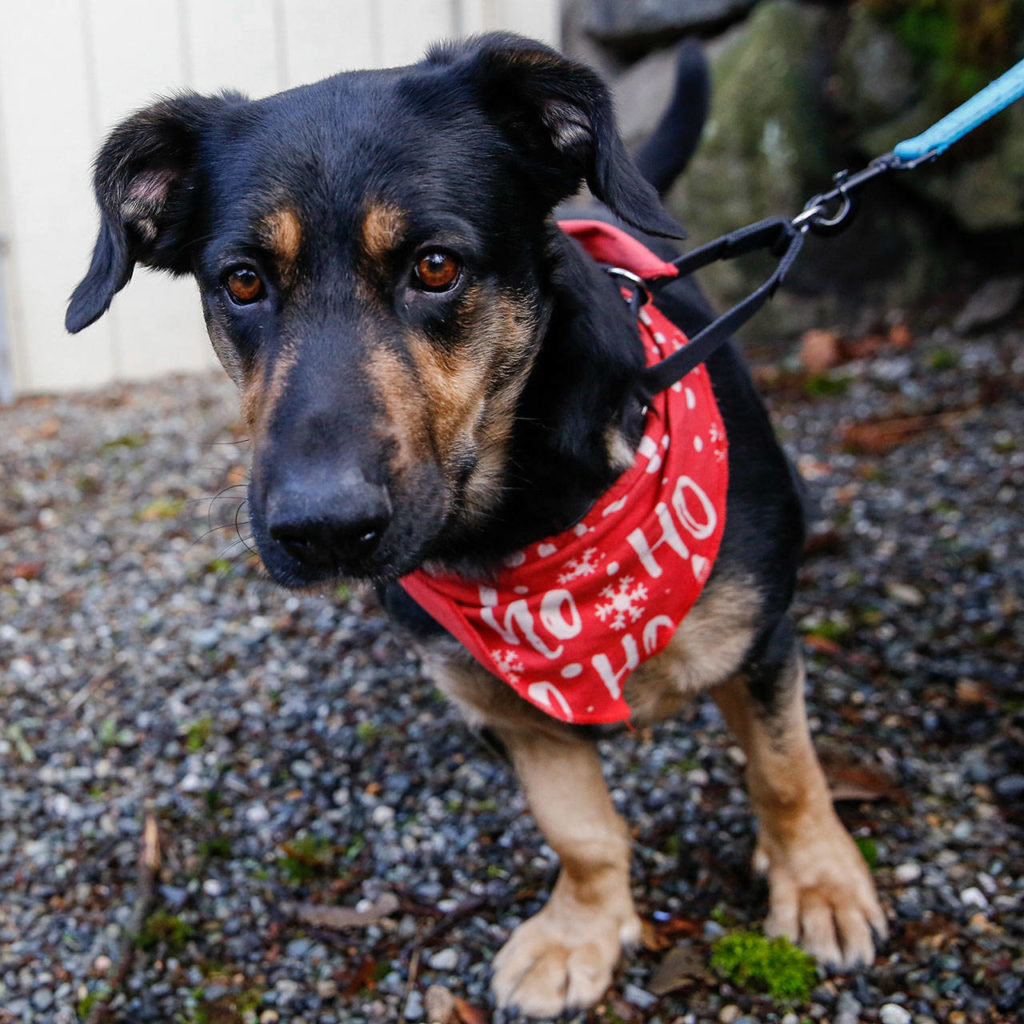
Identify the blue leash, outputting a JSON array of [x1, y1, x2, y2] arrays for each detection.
[[894, 58, 1024, 162], [635, 57, 1024, 397]]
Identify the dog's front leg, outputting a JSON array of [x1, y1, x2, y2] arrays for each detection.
[[712, 633, 887, 967], [489, 725, 640, 1018]]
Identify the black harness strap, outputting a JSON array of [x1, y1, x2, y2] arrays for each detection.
[[636, 216, 804, 398]]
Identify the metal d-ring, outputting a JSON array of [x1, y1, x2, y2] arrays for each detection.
[[605, 266, 652, 308]]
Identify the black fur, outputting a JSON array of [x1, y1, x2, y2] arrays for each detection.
[[68, 33, 804, 703]]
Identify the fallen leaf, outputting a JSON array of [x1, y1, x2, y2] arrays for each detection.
[[283, 892, 400, 930], [453, 997, 488, 1024], [841, 415, 931, 454], [4, 562, 42, 582], [648, 943, 711, 996], [822, 759, 902, 804], [803, 634, 842, 656], [955, 679, 998, 709]]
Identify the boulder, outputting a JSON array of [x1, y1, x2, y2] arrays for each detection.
[[585, 0, 760, 56], [658, 1, 833, 339]]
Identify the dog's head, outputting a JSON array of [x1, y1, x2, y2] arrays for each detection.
[[67, 34, 681, 586]]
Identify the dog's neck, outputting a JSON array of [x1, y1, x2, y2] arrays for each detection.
[[427, 223, 646, 576]]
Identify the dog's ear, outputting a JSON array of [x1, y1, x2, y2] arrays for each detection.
[[66, 93, 239, 333], [430, 33, 685, 238]]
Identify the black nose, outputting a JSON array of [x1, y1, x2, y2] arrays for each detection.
[[267, 475, 391, 571]]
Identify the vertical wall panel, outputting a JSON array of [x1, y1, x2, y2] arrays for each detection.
[[185, 0, 282, 97], [0, 1, 118, 391], [280, 0, 377, 86], [373, 0, 454, 67]]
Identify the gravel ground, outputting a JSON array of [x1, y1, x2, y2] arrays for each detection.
[[0, 320, 1022, 1024]]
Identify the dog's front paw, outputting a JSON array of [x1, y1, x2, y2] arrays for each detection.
[[491, 893, 641, 1018], [755, 816, 888, 969]]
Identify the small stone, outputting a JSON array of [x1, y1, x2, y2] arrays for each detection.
[[879, 1003, 912, 1024], [719, 1005, 741, 1024], [428, 947, 459, 971], [372, 804, 395, 826], [894, 861, 922, 883], [423, 984, 456, 1023], [960, 886, 988, 909], [404, 989, 425, 1021], [31, 988, 54, 1012], [994, 774, 1024, 800], [800, 329, 842, 373], [259, 1013, 280, 1024], [623, 983, 658, 1010]]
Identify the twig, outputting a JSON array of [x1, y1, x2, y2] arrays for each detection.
[[85, 812, 161, 1024], [399, 947, 422, 1022]]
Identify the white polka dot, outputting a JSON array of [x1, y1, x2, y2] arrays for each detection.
[[503, 551, 526, 567], [514, 586, 529, 595], [606, 561, 620, 575], [537, 543, 557, 558], [685, 387, 696, 410], [561, 663, 583, 679], [693, 435, 703, 452], [574, 523, 589, 537]]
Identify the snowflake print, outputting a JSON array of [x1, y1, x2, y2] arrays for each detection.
[[594, 576, 648, 631], [557, 547, 603, 584], [491, 648, 525, 682]]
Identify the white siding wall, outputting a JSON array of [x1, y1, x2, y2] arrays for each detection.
[[0, 0, 559, 395]]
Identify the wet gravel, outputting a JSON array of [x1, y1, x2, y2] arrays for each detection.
[[0, 322, 1022, 1023]]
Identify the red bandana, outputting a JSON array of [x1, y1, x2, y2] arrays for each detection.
[[399, 221, 728, 724]]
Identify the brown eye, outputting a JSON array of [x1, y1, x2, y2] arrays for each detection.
[[225, 267, 265, 304], [413, 251, 461, 292]]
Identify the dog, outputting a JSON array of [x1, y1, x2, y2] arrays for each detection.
[[67, 34, 885, 1018]]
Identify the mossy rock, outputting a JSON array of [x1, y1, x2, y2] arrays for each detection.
[[664, 1, 832, 337]]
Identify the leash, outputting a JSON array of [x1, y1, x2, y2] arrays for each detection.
[[623, 57, 1024, 399]]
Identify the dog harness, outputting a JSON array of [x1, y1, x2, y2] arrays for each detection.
[[399, 221, 728, 724]]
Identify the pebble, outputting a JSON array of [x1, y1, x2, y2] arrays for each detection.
[[428, 947, 459, 971], [895, 861, 922, 883], [880, 1004, 912, 1024], [1, 336, 1023, 1024]]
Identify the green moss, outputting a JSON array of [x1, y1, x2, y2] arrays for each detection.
[[860, 0, 1022, 106], [856, 836, 880, 868], [710, 930, 817, 1002], [278, 834, 335, 883], [77, 986, 108, 1020], [928, 347, 960, 370], [139, 910, 193, 951], [185, 716, 215, 753], [136, 496, 186, 521], [803, 372, 850, 397]]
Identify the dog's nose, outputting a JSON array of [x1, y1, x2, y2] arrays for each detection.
[[267, 475, 391, 571]]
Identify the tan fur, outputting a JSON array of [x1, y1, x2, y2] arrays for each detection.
[[489, 726, 641, 1017], [360, 200, 406, 267], [367, 288, 539, 525], [257, 207, 303, 286], [624, 574, 761, 722], [712, 656, 887, 967], [364, 345, 434, 489], [240, 343, 298, 437]]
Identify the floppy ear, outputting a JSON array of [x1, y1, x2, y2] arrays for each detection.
[[66, 92, 239, 334], [430, 33, 685, 238]]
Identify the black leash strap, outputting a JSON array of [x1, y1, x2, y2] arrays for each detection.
[[628, 152, 928, 398], [638, 216, 804, 397]]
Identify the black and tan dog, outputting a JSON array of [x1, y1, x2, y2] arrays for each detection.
[[67, 34, 885, 1017]]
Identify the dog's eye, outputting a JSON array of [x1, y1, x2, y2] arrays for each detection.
[[413, 251, 461, 292], [224, 267, 265, 305]]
